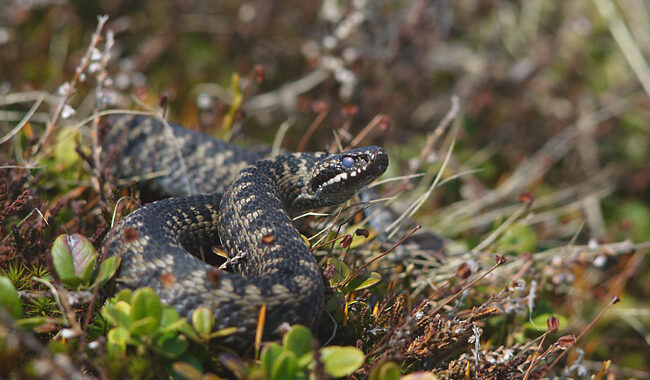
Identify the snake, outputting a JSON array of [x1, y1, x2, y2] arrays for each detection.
[[100, 114, 388, 347]]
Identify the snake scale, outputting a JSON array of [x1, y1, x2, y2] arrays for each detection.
[[101, 114, 388, 347]]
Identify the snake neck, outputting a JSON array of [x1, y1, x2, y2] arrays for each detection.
[[253, 153, 331, 215], [217, 153, 324, 277]]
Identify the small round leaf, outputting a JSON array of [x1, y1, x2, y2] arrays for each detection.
[[154, 334, 188, 359], [320, 346, 364, 377], [131, 287, 163, 326], [326, 258, 350, 287], [346, 271, 381, 292], [0, 276, 23, 318], [101, 300, 132, 328], [171, 361, 203, 380], [52, 234, 97, 287], [271, 351, 297, 380], [369, 361, 401, 380], [95, 256, 121, 287], [283, 325, 313, 357], [497, 223, 537, 254], [261, 343, 283, 377], [192, 307, 214, 336], [107, 326, 129, 353]]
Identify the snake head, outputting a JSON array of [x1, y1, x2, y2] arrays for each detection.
[[299, 146, 388, 209]]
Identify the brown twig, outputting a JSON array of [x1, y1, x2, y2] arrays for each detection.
[[522, 316, 559, 380], [341, 225, 421, 289], [31, 15, 109, 160], [426, 256, 507, 318], [347, 114, 388, 149], [298, 103, 329, 152], [90, 26, 115, 201], [538, 295, 620, 378]]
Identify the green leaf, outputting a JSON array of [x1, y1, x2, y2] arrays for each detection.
[[102, 300, 132, 328], [320, 346, 364, 377], [296, 351, 315, 370], [221, 72, 243, 135], [154, 334, 188, 359], [160, 307, 187, 333], [261, 343, 283, 378], [52, 234, 97, 287], [192, 307, 214, 336], [327, 258, 350, 288], [130, 316, 159, 337], [525, 313, 568, 334], [170, 355, 204, 380], [400, 372, 439, 380], [115, 289, 132, 303], [0, 276, 23, 318], [162, 318, 188, 335], [180, 322, 200, 342], [107, 326, 129, 353], [51, 234, 81, 288], [131, 287, 163, 327], [15, 316, 50, 330], [271, 350, 297, 380], [95, 256, 121, 287], [618, 200, 650, 240], [325, 290, 345, 320], [346, 270, 381, 292], [369, 361, 401, 380], [496, 223, 537, 254], [206, 326, 238, 340], [71, 235, 96, 282], [283, 325, 313, 357], [171, 361, 203, 380], [52, 127, 82, 169]]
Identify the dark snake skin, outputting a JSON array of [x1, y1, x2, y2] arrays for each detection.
[[101, 115, 388, 346]]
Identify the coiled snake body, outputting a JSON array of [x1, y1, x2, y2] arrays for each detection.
[[101, 115, 388, 346]]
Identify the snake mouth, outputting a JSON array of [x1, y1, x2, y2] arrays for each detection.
[[310, 146, 389, 198]]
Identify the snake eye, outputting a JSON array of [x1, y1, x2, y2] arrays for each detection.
[[342, 156, 355, 168]]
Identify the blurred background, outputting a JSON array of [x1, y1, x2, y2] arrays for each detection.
[[1, 0, 650, 374]]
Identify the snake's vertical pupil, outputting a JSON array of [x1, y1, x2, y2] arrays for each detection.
[[342, 156, 355, 168]]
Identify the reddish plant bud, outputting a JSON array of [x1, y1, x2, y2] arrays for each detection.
[[355, 228, 369, 238], [378, 115, 390, 131], [619, 219, 632, 232], [519, 192, 534, 204], [311, 100, 328, 113], [457, 263, 472, 279], [557, 335, 576, 349], [159, 94, 168, 109], [340, 234, 353, 248], [342, 104, 358, 116], [323, 264, 335, 280], [547, 315, 560, 333], [254, 65, 265, 83]]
